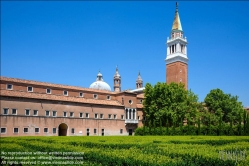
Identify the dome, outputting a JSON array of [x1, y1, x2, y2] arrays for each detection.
[[89, 71, 111, 91]]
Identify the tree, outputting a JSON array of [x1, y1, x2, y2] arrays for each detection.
[[143, 82, 199, 128], [204, 89, 244, 124]]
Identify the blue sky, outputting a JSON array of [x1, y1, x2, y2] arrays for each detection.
[[1, 1, 249, 107]]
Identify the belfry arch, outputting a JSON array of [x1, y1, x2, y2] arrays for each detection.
[[58, 123, 68, 136]]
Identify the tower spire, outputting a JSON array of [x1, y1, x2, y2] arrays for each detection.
[[166, 2, 188, 89], [172, 2, 182, 31], [113, 66, 121, 92], [136, 71, 143, 89]]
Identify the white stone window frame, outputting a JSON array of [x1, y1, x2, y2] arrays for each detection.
[[70, 112, 74, 117], [113, 114, 117, 119], [45, 110, 50, 117], [3, 108, 9, 115], [6, 84, 13, 90], [27, 86, 33, 92], [44, 128, 49, 133], [79, 112, 83, 118], [94, 113, 98, 119], [25, 109, 30, 116], [46, 88, 52, 94], [13, 127, 19, 134], [93, 94, 98, 99], [63, 90, 68, 96], [23, 127, 29, 133], [100, 114, 103, 119], [63, 111, 67, 117], [12, 108, 17, 115], [106, 95, 111, 100], [85, 113, 89, 118], [108, 114, 112, 119], [52, 128, 56, 134], [35, 128, 40, 133], [52, 111, 57, 117], [79, 92, 84, 97], [33, 110, 38, 116], [1, 127, 7, 134], [128, 100, 133, 104]]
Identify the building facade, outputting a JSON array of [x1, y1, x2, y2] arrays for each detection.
[[0, 3, 187, 137], [0, 70, 145, 137]]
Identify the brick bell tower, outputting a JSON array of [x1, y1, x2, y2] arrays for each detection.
[[166, 2, 188, 89]]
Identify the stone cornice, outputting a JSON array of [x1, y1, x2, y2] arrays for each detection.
[[165, 54, 188, 64]]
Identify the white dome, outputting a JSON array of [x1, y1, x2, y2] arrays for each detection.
[[89, 71, 111, 91], [89, 81, 111, 91]]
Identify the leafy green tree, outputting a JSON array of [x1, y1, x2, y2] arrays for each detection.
[[204, 89, 244, 124], [143, 82, 199, 129]]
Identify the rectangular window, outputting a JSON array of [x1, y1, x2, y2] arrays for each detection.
[[85, 113, 89, 118], [3, 108, 8, 115], [86, 128, 90, 136], [63, 112, 67, 117], [46, 89, 51, 94], [121, 115, 124, 120], [52, 111, 57, 117], [120, 129, 123, 134], [25, 109, 30, 116], [138, 116, 140, 120], [33, 110, 38, 116], [45, 110, 50, 116], [71, 128, 75, 134], [108, 114, 112, 119], [101, 129, 104, 136], [44, 128, 48, 133], [27, 86, 33, 92], [93, 94, 98, 99], [7, 84, 13, 90], [12, 109, 17, 115], [35, 128, 39, 133], [106, 95, 111, 100], [94, 129, 97, 134], [1, 128, 6, 133], [70, 112, 74, 117], [95, 113, 98, 119], [14, 128, 18, 133], [79, 112, 83, 118], [24, 128, 28, 133], [79, 92, 83, 97], [53, 128, 56, 134], [114, 114, 117, 119], [63, 90, 68, 96], [100, 114, 103, 119]]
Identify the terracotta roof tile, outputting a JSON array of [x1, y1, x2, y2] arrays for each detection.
[[136, 104, 143, 108], [0, 76, 116, 94], [1, 89, 123, 107], [137, 93, 144, 98]]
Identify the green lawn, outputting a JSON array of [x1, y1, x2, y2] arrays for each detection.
[[1, 136, 249, 166]]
